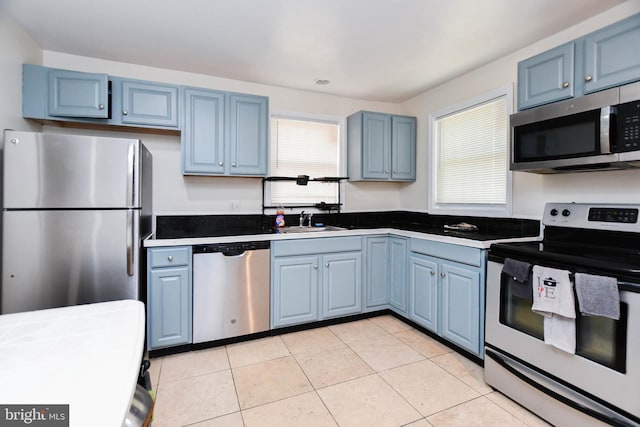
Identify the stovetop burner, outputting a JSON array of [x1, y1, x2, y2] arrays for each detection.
[[490, 203, 640, 285]]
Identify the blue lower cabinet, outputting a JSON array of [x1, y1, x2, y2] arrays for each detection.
[[409, 239, 485, 357], [389, 237, 408, 313], [440, 262, 481, 355], [147, 246, 192, 350], [323, 252, 362, 318], [272, 256, 320, 327], [409, 254, 439, 333], [365, 237, 390, 308], [271, 237, 363, 328]]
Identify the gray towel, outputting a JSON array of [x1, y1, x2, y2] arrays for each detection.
[[503, 258, 531, 282], [503, 258, 532, 299], [575, 273, 620, 320]]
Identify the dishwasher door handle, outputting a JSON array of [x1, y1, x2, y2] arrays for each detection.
[[221, 250, 248, 257]]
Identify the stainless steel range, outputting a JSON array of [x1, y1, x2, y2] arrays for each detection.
[[485, 203, 640, 426]]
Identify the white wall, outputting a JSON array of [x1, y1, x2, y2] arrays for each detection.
[[41, 52, 410, 215], [401, 1, 640, 219], [0, 15, 42, 132]]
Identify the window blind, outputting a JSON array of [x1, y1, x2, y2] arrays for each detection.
[[270, 117, 339, 204], [436, 96, 508, 205]]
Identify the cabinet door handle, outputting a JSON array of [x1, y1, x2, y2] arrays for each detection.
[[585, 75, 593, 82], [123, 109, 128, 115], [232, 163, 237, 167], [219, 162, 224, 166], [430, 270, 435, 276], [385, 169, 390, 174], [562, 82, 569, 88], [393, 170, 398, 174], [98, 104, 105, 110], [167, 255, 173, 262], [440, 272, 446, 278], [325, 263, 329, 268], [313, 264, 318, 269]]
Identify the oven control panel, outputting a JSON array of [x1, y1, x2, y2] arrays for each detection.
[[543, 203, 640, 232]]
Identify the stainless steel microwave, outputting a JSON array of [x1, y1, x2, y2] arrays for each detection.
[[511, 81, 640, 173]]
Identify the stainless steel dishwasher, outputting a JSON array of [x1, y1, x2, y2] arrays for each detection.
[[192, 241, 270, 343]]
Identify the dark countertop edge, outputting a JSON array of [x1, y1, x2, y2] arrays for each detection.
[[144, 227, 543, 250]]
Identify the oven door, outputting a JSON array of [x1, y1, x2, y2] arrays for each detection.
[[485, 260, 640, 425]]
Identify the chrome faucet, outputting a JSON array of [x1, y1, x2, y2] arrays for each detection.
[[299, 211, 313, 227]]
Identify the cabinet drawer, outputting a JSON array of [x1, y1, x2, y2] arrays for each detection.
[[272, 237, 362, 257], [149, 246, 191, 268], [410, 238, 482, 267]]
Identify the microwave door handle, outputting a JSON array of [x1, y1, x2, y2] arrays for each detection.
[[600, 106, 612, 154]]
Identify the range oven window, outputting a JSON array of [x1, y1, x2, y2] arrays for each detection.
[[499, 271, 628, 373]]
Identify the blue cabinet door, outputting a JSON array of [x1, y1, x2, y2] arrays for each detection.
[[440, 261, 481, 355], [228, 94, 268, 176], [409, 254, 438, 333], [348, 111, 416, 181], [583, 14, 640, 94], [148, 267, 191, 349], [48, 69, 109, 118], [147, 246, 192, 350], [389, 237, 408, 313], [121, 80, 179, 128], [323, 252, 362, 318], [391, 116, 416, 181], [182, 88, 226, 174], [365, 237, 389, 308], [272, 256, 319, 327], [517, 43, 575, 110], [362, 112, 392, 179]]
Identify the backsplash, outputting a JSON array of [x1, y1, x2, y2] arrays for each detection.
[[155, 211, 540, 240]]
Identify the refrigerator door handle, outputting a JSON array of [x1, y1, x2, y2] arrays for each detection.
[[127, 210, 134, 276], [127, 141, 136, 207]]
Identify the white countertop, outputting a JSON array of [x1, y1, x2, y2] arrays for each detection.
[[145, 227, 541, 249], [0, 300, 146, 427]]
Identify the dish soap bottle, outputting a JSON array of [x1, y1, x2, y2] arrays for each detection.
[[275, 205, 285, 228]]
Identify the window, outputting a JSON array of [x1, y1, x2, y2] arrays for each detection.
[[430, 86, 513, 215], [270, 115, 340, 205]]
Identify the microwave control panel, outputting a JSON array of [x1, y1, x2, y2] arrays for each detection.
[[618, 101, 640, 151]]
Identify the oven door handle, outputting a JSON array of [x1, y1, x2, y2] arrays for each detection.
[[485, 348, 639, 426]]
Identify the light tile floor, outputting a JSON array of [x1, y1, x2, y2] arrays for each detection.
[[149, 315, 550, 426]]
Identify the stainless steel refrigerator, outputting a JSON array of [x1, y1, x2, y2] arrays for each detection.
[[1, 130, 152, 314]]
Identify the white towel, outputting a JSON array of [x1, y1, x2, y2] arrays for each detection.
[[532, 265, 576, 353]]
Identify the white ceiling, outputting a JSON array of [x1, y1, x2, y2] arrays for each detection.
[[1, 0, 626, 102]]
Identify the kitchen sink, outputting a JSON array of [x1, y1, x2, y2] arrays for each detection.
[[280, 225, 346, 233]]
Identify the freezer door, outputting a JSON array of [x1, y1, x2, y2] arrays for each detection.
[[3, 130, 142, 209], [1, 210, 140, 314]]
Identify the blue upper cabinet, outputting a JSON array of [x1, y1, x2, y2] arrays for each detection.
[[518, 13, 640, 110], [182, 89, 268, 176], [119, 79, 179, 128], [517, 43, 575, 110], [228, 94, 269, 176], [24, 64, 181, 130], [582, 14, 640, 94], [362, 112, 391, 180], [391, 115, 416, 181], [348, 111, 416, 181], [48, 68, 109, 118], [182, 88, 226, 174]]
